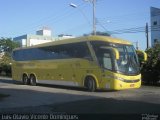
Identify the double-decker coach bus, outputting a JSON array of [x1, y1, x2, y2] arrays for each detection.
[[12, 35, 147, 91]]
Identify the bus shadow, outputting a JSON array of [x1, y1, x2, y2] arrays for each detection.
[[96, 89, 117, 92], [0, 78, 13, 84], [38, 83, 116, 92], [0, 77, 115, 92], [38, 83, 87, 92], [0, 78, 21, 85]]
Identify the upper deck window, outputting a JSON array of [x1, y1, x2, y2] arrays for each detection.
[[12, 42, 92, 61]]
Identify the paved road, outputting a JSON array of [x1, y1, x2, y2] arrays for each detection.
[[0, 77, 160, 114]]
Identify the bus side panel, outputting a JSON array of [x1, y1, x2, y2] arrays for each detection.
[[71, 59, 102, 88], [12, 61, 25, 81], [25, 59, 76, 85]]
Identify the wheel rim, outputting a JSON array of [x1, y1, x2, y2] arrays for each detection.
[[23, 75, 28, 85], [88, 80, 93, 90], [86, 78, 95, 92], [30, 75, 36, 86]]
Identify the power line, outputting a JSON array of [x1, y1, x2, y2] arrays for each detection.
[[15, 2, 87, 36], [98, 25, 160, 35]]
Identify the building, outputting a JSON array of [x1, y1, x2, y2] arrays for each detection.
[[150, 7, 160, 47], [13, 28, 55, 47]]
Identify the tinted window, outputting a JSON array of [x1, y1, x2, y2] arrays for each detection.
[[12, 42, 92, 61]]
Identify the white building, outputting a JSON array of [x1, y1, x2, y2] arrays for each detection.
[[36, 28, 52, 36], [13, 28, 55, 47], [150, 7, 160, 46]]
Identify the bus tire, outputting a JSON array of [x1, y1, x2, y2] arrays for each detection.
[[85, 77, 96, 92], [22, 74, 29, 85], [30, 74, 37, 86]]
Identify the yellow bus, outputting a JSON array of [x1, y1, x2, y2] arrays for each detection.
[[12, 35, 146, 91]]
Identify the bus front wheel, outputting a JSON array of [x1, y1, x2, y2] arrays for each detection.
[[85, 77, 96, 92], [30, 74, 37, 86], [22, 74, 29, 85]]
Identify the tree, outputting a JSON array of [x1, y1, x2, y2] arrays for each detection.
[[141, 44, 160, 84], [0, 38, 19, 54], [0, 38, 20, 76]]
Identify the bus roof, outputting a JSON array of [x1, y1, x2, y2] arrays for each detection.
[[14, 35, 132, 50]]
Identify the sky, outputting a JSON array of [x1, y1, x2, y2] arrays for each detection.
[[0, 0, 160, 50]]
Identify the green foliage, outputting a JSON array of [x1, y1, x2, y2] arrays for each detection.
[[0, 37, 19, 54], [0, 38, 19, 76], [141, 44, 160, 84]]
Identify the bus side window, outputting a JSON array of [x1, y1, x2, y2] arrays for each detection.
[[103, 53, 112, 70]]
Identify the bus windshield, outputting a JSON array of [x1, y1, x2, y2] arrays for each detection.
[[91, 41, 140, 75], [115, 45, 140, 75]]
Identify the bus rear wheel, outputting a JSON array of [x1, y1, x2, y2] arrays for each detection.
[[30, 74, 37, 86], [22, 74, 29, 85], [85, 77, 96, 92]]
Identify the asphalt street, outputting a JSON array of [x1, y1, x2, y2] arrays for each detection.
[[0, 77, 160, 115]]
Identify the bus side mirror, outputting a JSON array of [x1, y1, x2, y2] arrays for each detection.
[[136, 50, 147, 63], [112, 48, 120, 60]]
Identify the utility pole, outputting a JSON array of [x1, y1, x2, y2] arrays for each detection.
[[146, 23, 149, 49], [84, 0, 96, 35], [92, 0, 96, 35], [136, 41, 139, 50]]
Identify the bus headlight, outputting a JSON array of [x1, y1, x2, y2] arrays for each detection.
[[104, 75, 140, 83], [115, 76, 140, 83], [105, 75, 141, 83], [114, 76, 125, 81]]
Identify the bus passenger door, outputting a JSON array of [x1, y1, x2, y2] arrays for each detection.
[[94, 48, 117, 89]]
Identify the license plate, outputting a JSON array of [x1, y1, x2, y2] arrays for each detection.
[[130, 84, 134, 87]]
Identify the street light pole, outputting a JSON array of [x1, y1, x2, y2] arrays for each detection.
[[70, 0, 96, 35], [70, 3, 91, 25]]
